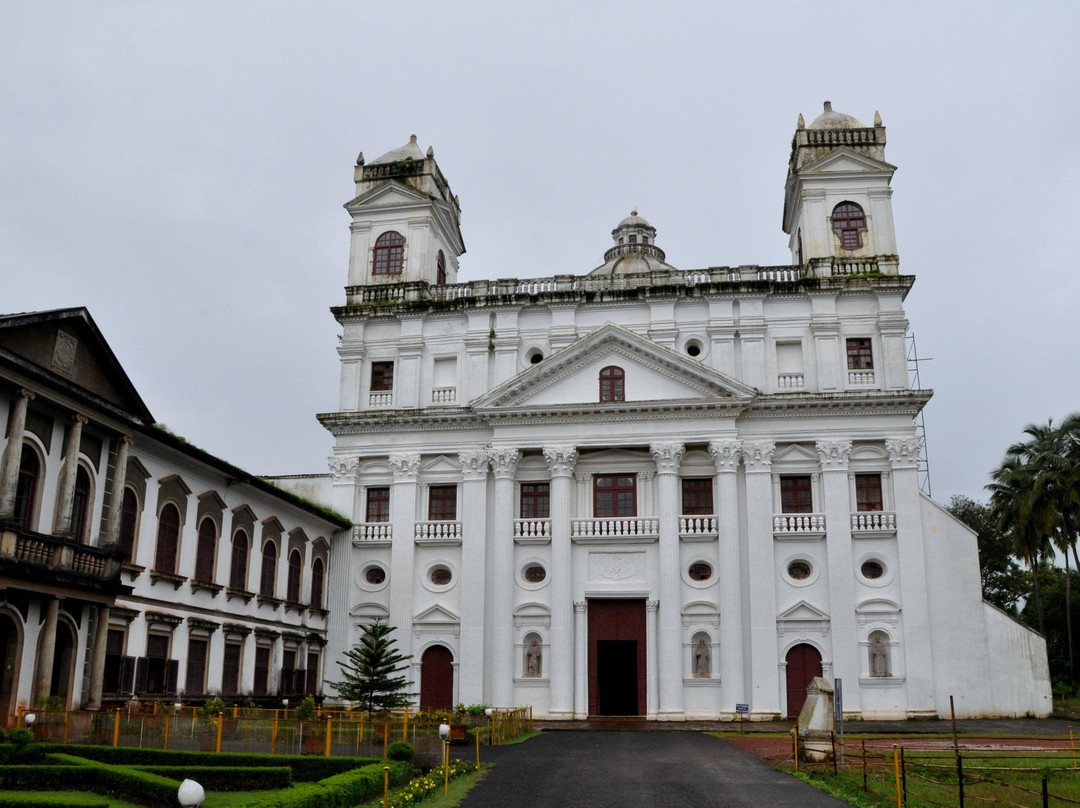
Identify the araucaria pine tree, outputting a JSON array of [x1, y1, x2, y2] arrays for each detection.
[[329, 618, 414, 712]]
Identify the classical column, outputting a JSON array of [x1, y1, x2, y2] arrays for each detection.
[[741, 441, 780, 718], [646, 599, 659, 718], [388, 454, 421, 658], [817, 439, 860, 715], [53, 414, 88, 537], [888, 437, 936, 717], [650, 441, 685, 720], [102, 436, 134, 544], [709, 439, 744, 711], [86, 605, 112, 710], [326, 456, 359, 686], [487, 448, 520, 709], [0, 388, 34, 518], [34, 597, 61, 703], [457, 450, 489, 704], [543, 446, 577, 718], [573, 601, 588, 718]]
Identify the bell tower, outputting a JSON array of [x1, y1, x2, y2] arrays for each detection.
[[344, 135, 465, 288], [783, 102, 898, 272]]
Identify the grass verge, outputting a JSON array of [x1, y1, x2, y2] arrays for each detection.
[[356, 764, 490, 808]]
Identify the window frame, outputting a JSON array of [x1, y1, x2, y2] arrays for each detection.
[[310, 557, 325, 609], [372, 230, 405, 275], [286, 549, 303, 603], [118, 487, 140, 563], [154, 502, 182, 574], [519, 482, 550, 519], [846, 338, 874, 370], [436, 250, 447, 285], [370, 361, 394, 392], [229, 529, 249, 591], [599, 366, 625, 403], [780, 475, 813, 514], [832, 202, 867, 250], [680, 478, 714, 515], [428, 484, 457, 521], [855, 473, 884, 512], [593, 474, 637, 518], [13, 444, 41, 530], [260, 541, 277, 597], [72, 465, 93, 542], [365, 487, 390, 522], [194, 517, 217, 583]]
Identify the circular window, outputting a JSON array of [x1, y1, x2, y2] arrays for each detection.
[[430, 566, 452, 586], [523, 564, 546, 583], [861, 560, 885, 580], [688, 562, 713, 581], [365, 567, 386, 585], [530, 352, 544, 364], [686, 341, 702, 357], [787, 560, 812, 580]]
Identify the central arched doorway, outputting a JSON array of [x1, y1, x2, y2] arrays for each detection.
[[785, 643, 823, 717], [419, 645, 453, 710], [0, 613, 21, 724]]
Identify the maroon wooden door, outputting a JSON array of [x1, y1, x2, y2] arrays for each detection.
[[420, 645, 454, 710], [587, 599, 646, 716], [785, 644, 823, 717]]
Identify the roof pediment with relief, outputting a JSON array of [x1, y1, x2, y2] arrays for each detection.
[[801, 147, 896, 176], [473, 323, 755, 415], [345, 181, 430, 212], [777, 600, 830, 621]]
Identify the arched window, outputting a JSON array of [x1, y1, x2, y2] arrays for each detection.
[[260, 542, 277, 597], [13, 444, 40, 529], [287, 549, 302, 603], [310, 557, 325, 610], [436, 250, 446, 285], [72, 466, 92, 542], [154, 503, 181, 574], [229, 530, 248, 591], [194, 517, 217, 583], [832, 202, 866, 250], [118, 487, 139, 562], [599, 366, 625, 402], [372, 231, 405, 275]]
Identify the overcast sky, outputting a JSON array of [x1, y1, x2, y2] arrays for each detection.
[[3, 2, 1078, 504]]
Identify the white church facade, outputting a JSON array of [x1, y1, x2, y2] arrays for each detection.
[[300, 105, 1051, 720]]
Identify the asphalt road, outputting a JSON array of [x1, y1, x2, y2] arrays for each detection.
[[457, 731, 849, 808]]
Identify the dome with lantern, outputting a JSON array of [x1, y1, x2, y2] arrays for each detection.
[[589, 211, 677, 275]]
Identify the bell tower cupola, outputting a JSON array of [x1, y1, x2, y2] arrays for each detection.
[[345, 135, 465, 287], [783, 102, 898, 273]]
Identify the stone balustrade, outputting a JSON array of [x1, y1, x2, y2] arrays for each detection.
[[850, 511, 897, 533], [777, 373, 805, 390], [514, 518, 551, 540], [353, 523, 392, 542], [3, 527, 125, 591], [679, 516, 718, 537], [414, 521, 463, 541], [848, 370, 876, 385], [368, 392, 393, 407], [570, 517, 660, 539], [431, 387, 456, 403], [772, 513, 827, 535]]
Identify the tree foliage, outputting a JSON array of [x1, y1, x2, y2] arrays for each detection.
[[946, 494, 1029, 615], [328, 618, 414, 712]]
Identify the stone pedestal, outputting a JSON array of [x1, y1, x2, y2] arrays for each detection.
[[795, 676, 835, 762]]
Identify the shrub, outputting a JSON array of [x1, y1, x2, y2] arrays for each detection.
[[386, 742, 414, 763], [9, 729, 33, 747], [293, 694, 317, 721]]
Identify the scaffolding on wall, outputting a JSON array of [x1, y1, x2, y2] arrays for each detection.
[[907, 331, 932, 497]]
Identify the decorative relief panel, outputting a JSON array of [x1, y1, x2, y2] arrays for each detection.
[[588, 552, 646, 583]]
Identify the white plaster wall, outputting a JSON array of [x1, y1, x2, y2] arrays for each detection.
[[984, 602, 1052, 717]]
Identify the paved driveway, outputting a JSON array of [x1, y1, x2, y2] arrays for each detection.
[[458, 731, 848, 808]]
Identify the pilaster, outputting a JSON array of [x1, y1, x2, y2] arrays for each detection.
[[487, 448, 520, 709], [388, 454, 421, 655], [650, 441, 685, 719], [709, 439, 744, 708], [457, 449, 489, 704], [544, 445, 577, 717]]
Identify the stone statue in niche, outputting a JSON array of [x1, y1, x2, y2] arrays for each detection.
[[870, 634, 889, 677], [694, 638, 711, 678], [525, 637, 542, 676]]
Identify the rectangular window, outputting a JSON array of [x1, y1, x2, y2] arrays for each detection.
[[428, 485, 457, 521], [144, 634, 170, 696], [594, 474, 637, 517], [520, 483, 550, 519], [222, 642, 241, 696], [846, 338, 874, 370], [254, 646, 270, 696], [855, 473, 884, 512], [366, 487, 390, 522], [370, 361, 394, 392], [281, 649, 297, 696], [186, 638, 208, 696], [681, 478, 714, 515], [306, 652, 320, 695], [102, 629, 125, 694], [780, 475, 813, 514]]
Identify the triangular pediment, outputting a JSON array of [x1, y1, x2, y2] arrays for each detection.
[[0, 308, 153, 425], [777, 600, 830, 621], [422, 455, 460, 475], [473, 323, 755, 413], [413, 604, 460, 625], [345, 180, 430, 211], [802, 147, 896, 175]]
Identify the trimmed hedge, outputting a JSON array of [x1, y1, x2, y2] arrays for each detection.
[[130, 765, 292, 790], [43, 745, 378, 781], [0, 742, 47, 765], [0, 794, 107, 808], [0, 765, 90, 790], [247, 760, 411, 808]]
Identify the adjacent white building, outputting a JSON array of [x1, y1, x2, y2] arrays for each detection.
[[308, 105, 1051, 719]]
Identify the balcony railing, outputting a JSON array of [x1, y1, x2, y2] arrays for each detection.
[[353, 523, 392, 542], [848, 370, 876, 385], [773, 514, 827, 536], [2, 527, 126, 592], [850, 512, 896, 533], [431, 387, 456, 404], [777, 373, 805, 390], [679, 516, 718, 538], [415, 521, 463, 542], [369, 392, 393, 407], [571, 517, 659, 540], [514, 519, 551, 541]]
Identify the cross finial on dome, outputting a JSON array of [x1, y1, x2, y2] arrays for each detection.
[[631, 209, 638, 217], [823, 101, 833, 113], [409, 134, 417, 144]]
